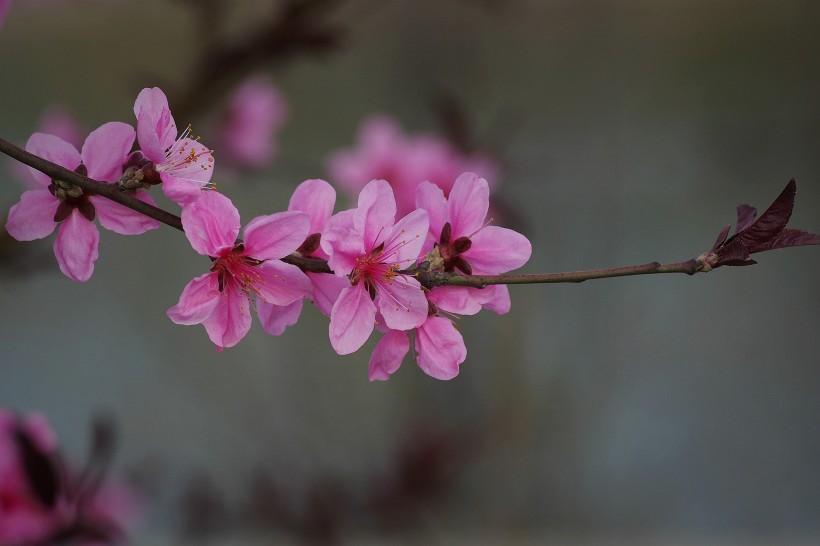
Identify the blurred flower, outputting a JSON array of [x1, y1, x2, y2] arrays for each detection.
[[326, 115, 499, 215], [133, 87, 215, 205], [216, 75, 288, 170], [5, 124, 161, 282], [167, 191, 312, 350], [0, 410, 139, 546], [0, 0, 9, 29], [321, 179, 429, 355]]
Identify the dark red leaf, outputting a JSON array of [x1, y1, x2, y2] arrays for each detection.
[[710, 224, 732, 252], [735, 204, 757, 233], [752, 228, 820, 252], [730, 180, 795, 252]]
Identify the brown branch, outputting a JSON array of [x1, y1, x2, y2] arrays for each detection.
[[0, 138, 184, 232], [1, 138, 708, 287]]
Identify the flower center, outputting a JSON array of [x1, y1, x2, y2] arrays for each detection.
[[210, 243, 264, 294], [48, 164, 95, 222], [437, 221, 472, 274]]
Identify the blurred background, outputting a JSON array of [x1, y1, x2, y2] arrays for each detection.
[[1, 0, 819, 544]]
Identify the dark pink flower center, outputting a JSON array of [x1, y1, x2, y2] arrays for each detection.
[[210, 243, 264, 294], [437, 221, 472, 275], [48, 164, 95, 223]]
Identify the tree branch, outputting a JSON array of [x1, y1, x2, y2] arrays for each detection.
[[1, 138, 708, 287]]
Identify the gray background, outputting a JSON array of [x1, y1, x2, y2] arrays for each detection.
[[1, 0, 819, 543]]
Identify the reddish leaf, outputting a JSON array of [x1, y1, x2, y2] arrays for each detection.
[[708, 180, 820, 268]]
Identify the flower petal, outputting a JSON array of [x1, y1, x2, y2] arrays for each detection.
[[6, 189, 58, 241], [26, 133, 81, 187], [257, 299, 303, 336], [415, 316, 466, 380], [463, 226, 532, 274], [321, 209, 362, 276], [307, 272, 349, 317], [167, 272, 221, 325], [54, 211, 99, 282], [377, 275, 428, 331], [243, 211, 309, 261], [354, 179, 396, 249], [368, 330, 409, 381], [91, 192, 161, 235], [477, 284, 510, 315], [448, 172, 489, 237], [160, 173, 206, 205], [289, 179, 337, 234], [134, 88, 177, 156], [415, 181, 448, 244], [162, 138, 215, 185], [253, 260, 312, 306], [181, 191, 240, 256], [81, 122, 135, 182], [426, 286, 483, 316], [329, 284, 376, 355], [202, 282, 253, 349], [384, 208, 428, 268]]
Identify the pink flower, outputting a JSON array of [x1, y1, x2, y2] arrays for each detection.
[[10, 105, 84, 188], [256, 179, 348, 336], [321, 180, 429, 355], [133, 87, 215, 204], [167, 191, 312, 349], [5, 124, 161, 281], [368, 299, 468, 382], [326, 115, 498, 216], [217, 75, 288, 169], [0, 410, 139, 545], [415, 172, 531, 314]]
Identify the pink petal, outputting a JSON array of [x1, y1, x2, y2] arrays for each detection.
[[134, 88, 176, 155], [82, 122, 135, 181], [202, 282, 254, 349], [415, 316, 466, 380], [368, 330, 409, 381], [0, 0, 11, 29], [448, 172, 489, 237], [464, 226, 532, 274], [160, 173, 206, 205], [354, 179, 396, 249], [161, 138, 215, 185], [307, 272, 349, 317], [181, 191, 240, 256], [6, 189, 58, 241], [26, 133, 81, 187], [20, 413, 59, 452], [376, 275, 428, 331], [243, 211, 309, 261], [321, 209, 362, 276], [426, 286, 483, 316], [288, 179, 337, 234], [384, 208, 428, 268], [415, 181, 448, 243], [329, 284, 376, 355], [477, 284, 510, 315], [54, 210, 99, 282], [253, 260, 312, 306], [167, 272, 221, 325], [91, 192, 161, 235], [136, 110, 167, 163], [257, 299, 303, 336]]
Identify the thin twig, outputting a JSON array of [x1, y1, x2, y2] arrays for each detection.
[[0, 138, 707, 287]]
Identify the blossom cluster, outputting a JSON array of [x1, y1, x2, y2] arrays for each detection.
[[0, 410, 138, 545], [5, 88, 531, 380]]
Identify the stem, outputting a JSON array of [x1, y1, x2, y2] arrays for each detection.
[[0, 138, 707, 287]]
